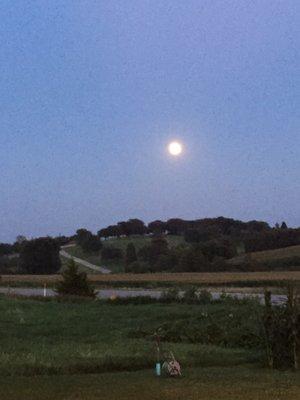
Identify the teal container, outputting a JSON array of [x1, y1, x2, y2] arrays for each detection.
[[156, 363, 161, 376]]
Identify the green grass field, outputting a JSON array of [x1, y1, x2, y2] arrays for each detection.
[[0, 296, 299, 399], [0, 296, 260, 377], [1, 366, 299, 400]]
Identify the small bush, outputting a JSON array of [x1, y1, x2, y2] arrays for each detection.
[[262, 288, 300, 370], [161, 288, 180, 302], [182, 286, 198, 303], [198, 289, 213, 304]]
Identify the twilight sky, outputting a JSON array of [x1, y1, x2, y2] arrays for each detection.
[[0, 0, 299, 242]]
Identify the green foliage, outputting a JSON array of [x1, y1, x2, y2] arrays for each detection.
[[0, 256, 20, 274], [176, 246, 209, 272], [0, 297, 259, 378], [262, 287, 300, 369], [101, 246, 122, 260], [20, 237, 61, 274], [76, 229, 102, 253], [125, 243, 137, 271], [138, 235, 169, 266], [182, 286, 198, 303], [184, 228, 210, 243], [197, 289, 213, 304], [161, 288, 180, 302], [56, 259, 95, 297], [131, 299, 263, 349], [281, 221, 288, 229], [125, 260, 150, 273], [0, 243, 15, 256]]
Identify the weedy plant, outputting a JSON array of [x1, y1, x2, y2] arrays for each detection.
[[263, 286, 300, 370]]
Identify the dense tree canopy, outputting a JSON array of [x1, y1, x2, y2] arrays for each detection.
[[76, 229, 102, 253], [20, 237, 61, 274]]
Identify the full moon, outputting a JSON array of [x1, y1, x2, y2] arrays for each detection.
[[168, 141, 182, 156]]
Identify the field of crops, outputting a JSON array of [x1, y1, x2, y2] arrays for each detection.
[[2, 271, 300, 287]]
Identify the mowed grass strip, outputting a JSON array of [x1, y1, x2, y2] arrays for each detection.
[[1, 366, 299, 400]]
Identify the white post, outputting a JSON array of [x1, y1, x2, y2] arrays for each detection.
[[43, 283, 47, 297]]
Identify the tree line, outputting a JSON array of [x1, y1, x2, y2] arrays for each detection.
[[97, 217, 300, 253], [1, 216, 300, 275]]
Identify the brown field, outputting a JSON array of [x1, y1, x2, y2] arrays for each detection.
[[229, 244, 300, 266], [2, 271, 300, 286], [250, 244, 300, 262]]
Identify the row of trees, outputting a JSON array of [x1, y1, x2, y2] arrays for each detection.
[[97, 217, 275, 239], [96, 217, 300, 253], [123, 236, 239, 273]]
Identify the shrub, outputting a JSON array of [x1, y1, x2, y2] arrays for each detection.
[[56, 259, 95, 297], [101, 246, 123, 260], [161, 288, 180, 302], [262, 287, 300, 370], [182, 286, 198, 303], [198, 289, 213, 304]]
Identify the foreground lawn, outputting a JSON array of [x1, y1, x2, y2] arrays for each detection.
[[1, 296, 299, 399], [0, 296, 261, 376], [1, 366, 299, 400]]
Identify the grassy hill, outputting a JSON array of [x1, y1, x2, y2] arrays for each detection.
[[104, 234, 184, 250], [62, 234, 300, 274], [62, 235, 184, 273], [250, 244, 300, 262], [229, 244, 300, 269]]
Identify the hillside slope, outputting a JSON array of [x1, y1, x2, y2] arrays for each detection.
[[62, 235, 184, 273], [229, 244, 300, 268]]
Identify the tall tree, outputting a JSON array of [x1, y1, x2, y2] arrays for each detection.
[[20, 237, 61, 274]]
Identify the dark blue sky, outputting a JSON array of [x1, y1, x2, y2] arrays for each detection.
[[1, 1, 299, 242]]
